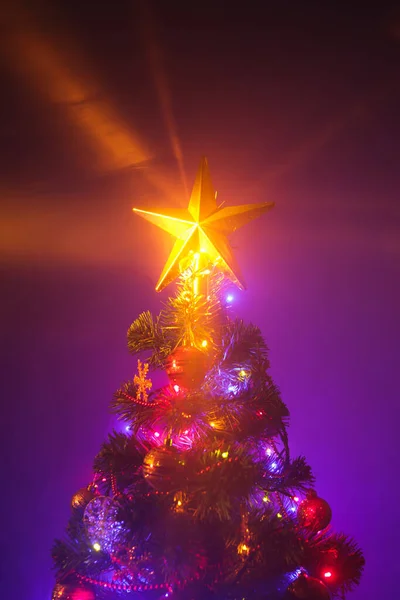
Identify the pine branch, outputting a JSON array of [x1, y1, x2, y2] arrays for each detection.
[[188, 444, 261, 520], [127, 311, 169, 366], [93, 431, 145, 492], [247, 513, 304, 574], [282, 456, 315, 493], [111, 381, 167, 430], [302, 530, 365, 594], [111, 383, 211, 442], [160, 275, 226, 351], [52, 516, 112, 578], [219, 320, 270, 370], [126, 273, 227, 367]]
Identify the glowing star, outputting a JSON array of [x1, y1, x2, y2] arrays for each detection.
[[133, 157, 274, 291], [133, 359, 152, 402]]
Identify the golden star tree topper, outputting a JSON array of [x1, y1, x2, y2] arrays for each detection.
[[133, 157, 274, 292]]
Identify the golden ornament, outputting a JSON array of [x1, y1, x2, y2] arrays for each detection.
[[71, 486, 95, 513]]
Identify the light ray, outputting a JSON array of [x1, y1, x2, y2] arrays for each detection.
[[138, 0, 188, 196]]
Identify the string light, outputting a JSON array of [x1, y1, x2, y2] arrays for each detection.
[[237, 542, 250, 556], [173, 384, 180, 393], [226, 294, 234, 303], [221, 451, 229, 459], [201, 340, 208, 348], [93, 543, 101, 552], [197, 455, 239, 475], [324, 571, 332, 578]]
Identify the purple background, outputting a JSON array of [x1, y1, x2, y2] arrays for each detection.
[[0, 2, 399, 599]]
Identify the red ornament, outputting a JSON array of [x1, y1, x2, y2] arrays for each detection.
[[143, 443, 184, 492], [165, 346, 208, 389], [289, 574, 330, 599], [297, 491, 332, 531], [52, 582, 95, 600]]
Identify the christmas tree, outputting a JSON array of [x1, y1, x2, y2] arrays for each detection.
[[52, 158, 364, 600]]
